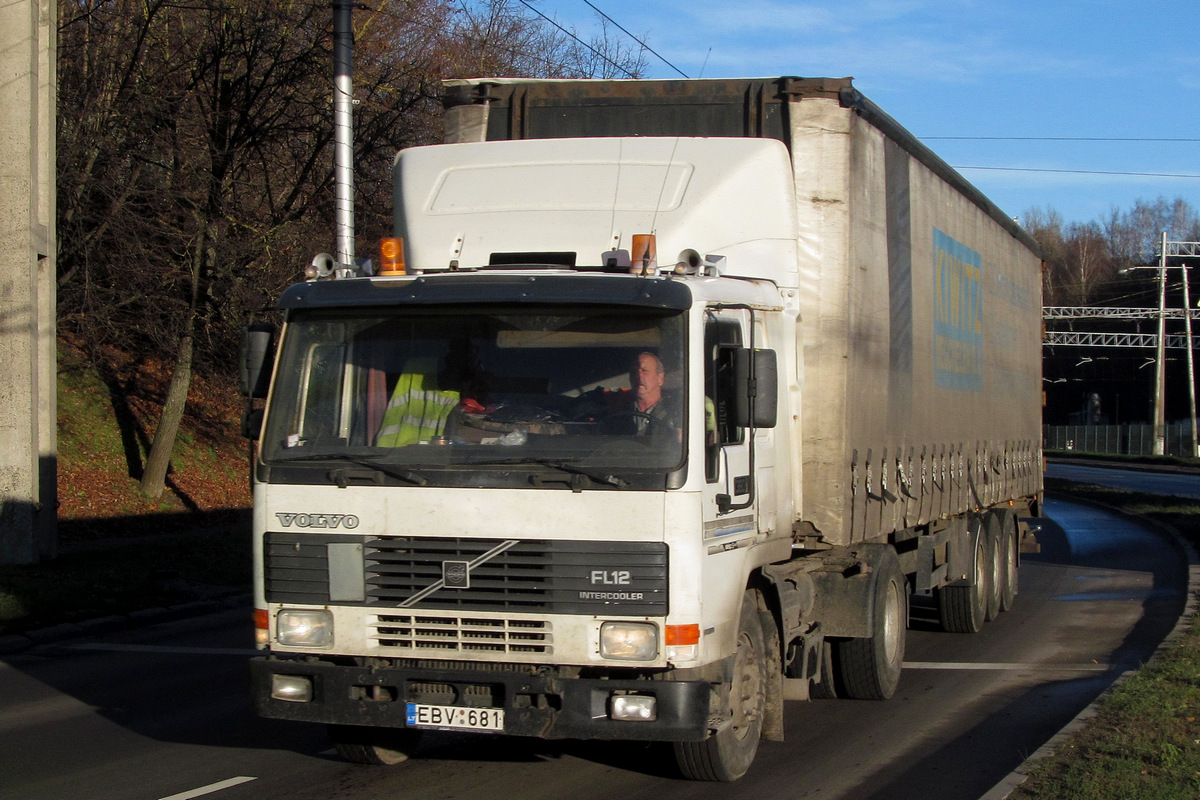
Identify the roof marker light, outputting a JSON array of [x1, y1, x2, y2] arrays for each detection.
[[630, 234, 657, 276], [379, 237, 406, 275]]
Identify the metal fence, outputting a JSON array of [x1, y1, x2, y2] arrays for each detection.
[[1044, 424, 1197, 456]]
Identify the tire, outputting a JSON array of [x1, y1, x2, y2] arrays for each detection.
[[837, 547, 906, 700], [938, 526, 988, 633], [327, 725, 423, 766], [999, 516, 1019, 612], [984, 515, 1003, 622], [675, 591, 767, 781]]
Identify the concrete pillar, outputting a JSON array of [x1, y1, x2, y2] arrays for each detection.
[[0, 0, 56, 564]]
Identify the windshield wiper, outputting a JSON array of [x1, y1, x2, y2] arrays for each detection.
[[271, 452, 426, 486], [472, 457, 629, 490]]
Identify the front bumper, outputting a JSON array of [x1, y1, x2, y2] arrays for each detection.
[[251, 656, 711, 742]]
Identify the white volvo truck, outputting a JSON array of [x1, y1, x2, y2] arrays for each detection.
[[244, 77, 1043, 781]]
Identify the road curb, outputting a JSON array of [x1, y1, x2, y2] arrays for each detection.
[[978, 493, 1200, 800], [0, 593, 252, 656]]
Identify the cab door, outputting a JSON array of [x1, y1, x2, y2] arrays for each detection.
[[702, 309, 756, 544]]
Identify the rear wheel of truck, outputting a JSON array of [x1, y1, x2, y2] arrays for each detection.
[[674, 590, 766, 781], [938, 526, 989, 633], [984, 514, 1004, 622], [999, 513, 1019, 612], [837, 546, 906, 700], [327, 725, 423, 765]]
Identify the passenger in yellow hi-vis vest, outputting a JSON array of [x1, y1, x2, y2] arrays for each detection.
[[374, 358, 460, 446]]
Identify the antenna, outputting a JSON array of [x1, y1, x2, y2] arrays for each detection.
[[649, 138, 683, 236]]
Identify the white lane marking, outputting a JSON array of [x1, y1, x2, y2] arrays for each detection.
[[61, 643, 260, 656], [904, 661, 1111, 672], [159, 776, 256, 800]]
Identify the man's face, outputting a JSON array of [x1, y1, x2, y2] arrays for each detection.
[[633, 353, 665, 410]]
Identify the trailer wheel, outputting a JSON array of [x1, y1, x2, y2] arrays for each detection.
[[327, 725, 422, 766], [674, 591, 766, 781], [938, 528, 988, 633], [837, 547, 906, 700], [999, 516, 1019, 612], [984, 515, 1004, 622]]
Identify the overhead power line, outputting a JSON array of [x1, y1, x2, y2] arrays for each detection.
[[578, 0, 689, 78], [512, 0, 638, 78]]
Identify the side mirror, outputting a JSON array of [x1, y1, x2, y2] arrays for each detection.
[[732, 348, 778, 429], [239, 323, 275, 398]]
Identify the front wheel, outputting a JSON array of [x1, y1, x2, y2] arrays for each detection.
[[674, 590, 766, 781], [837, 546, 906, 700], [327, 725, 423, 765]]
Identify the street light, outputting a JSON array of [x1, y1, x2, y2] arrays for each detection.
[[1155, 231, 1168, 455], [1180, 261, 1198, 457]]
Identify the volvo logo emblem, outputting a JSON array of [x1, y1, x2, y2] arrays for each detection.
[[443, 560, 470, 589], [274, 513, 359, 529], [400, 540, 518, 608]]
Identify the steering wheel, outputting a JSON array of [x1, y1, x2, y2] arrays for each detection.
[[599, 411, 670, 437]]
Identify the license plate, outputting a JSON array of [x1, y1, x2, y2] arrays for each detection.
[[405, 703, 505, 733]]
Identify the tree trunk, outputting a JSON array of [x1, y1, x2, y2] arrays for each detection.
[[140, 326, 194, 499], [140, 218, 206, 500]]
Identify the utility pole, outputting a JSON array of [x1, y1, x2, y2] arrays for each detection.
[[0, 0, 56, 565], [1181, 262, 1198, 456], [1165, 239, 1200, 457], [1154, 231, 1168, 455]]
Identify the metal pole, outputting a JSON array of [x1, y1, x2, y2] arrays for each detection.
[[1181, 261, 1198, 457], [333, 2, 355, 268], [1153, 231, 1168, 455]]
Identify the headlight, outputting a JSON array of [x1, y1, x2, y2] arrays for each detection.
[[599, 621, 658, 661], [270, 674, 313, 703], [611, 693, 657, 721], [276, 609, 333, 647]]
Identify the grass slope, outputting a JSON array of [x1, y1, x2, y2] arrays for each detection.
[[0, 338, 253, 634]]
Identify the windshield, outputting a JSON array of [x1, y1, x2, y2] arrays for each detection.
[[260, 306, 686, 487]]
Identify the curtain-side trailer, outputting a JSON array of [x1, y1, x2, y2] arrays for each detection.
[[245, 76, 1043, 782]]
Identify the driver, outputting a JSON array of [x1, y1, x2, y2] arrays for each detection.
[[631, 352, 677, 434]]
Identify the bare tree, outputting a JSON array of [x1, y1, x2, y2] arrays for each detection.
[[1063, 221, 1111, 305], [1023, 206, 1067, 305], [1103, 196, 1200, 267], [58, 1, 456, 497]]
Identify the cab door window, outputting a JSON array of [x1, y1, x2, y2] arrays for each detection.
[[705, 317, 743, 482]]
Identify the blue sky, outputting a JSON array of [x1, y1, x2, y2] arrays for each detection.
[[541, 0, 1200, 227]]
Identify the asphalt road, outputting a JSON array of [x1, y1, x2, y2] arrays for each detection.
[[0, 495, 1188, 800]]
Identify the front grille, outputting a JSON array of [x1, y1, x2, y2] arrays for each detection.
[[264, 533, 668, 615], [365, 537, 667, 615], [373, 614, 553, 655]]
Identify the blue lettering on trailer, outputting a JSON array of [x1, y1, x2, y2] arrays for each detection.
[[933, 228, 983, 391]]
